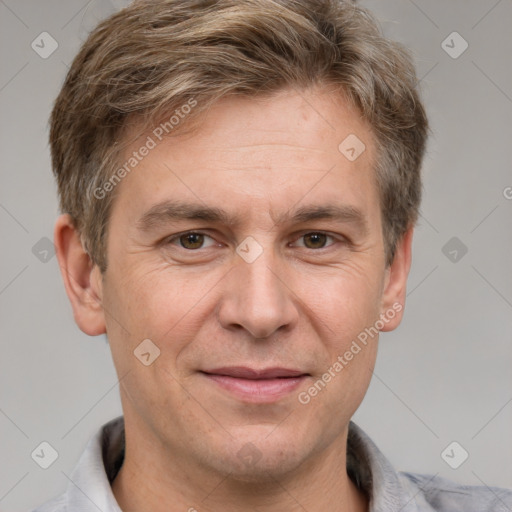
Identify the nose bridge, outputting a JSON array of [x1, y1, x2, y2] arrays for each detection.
[[218, 239, 297, 339], [243, 248, 283, 301]]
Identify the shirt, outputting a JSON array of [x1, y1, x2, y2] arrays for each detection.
[[33, 416, 512, 511]]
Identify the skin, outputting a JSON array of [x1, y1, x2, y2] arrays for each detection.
[[55, 86, 413, 512]]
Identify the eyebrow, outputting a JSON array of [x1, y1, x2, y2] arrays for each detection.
[[136, 200, 369, 234]]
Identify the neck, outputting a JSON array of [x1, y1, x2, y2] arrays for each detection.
[[111, 415, 368, 512]]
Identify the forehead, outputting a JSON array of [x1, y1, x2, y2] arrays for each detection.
[[110, 87, 379, 229], [121, 86, 373, 161]]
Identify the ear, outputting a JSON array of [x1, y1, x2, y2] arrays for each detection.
[[54, 214, 106, 336], [379, 226, 414, 332]]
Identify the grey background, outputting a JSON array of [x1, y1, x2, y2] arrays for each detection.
[[1, 1, 511, 510]]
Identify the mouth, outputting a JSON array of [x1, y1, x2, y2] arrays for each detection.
[[200, 367, 310, 403]]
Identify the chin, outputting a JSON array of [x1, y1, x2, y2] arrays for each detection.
[[202, 430, 311, 483], [219, 454, 305, 485]]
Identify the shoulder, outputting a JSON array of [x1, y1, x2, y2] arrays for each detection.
[[400, 471, 512, 511], [31, 494, 67, 512]]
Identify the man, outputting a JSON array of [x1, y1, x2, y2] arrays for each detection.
[[34, 0, 512, 511]]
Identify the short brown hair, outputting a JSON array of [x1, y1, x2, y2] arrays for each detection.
[[50, 0, 428, 272]]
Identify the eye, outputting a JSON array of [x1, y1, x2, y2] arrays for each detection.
[[291, 232, 337, 250], [167, 231, 217, 250], [165, 230, 341, 252]]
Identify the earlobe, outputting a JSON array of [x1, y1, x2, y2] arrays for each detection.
[[54, 214, 106, 336], [379, 227, 414, 332]]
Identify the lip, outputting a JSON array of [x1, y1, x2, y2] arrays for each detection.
[[201, 366, 310, 403]]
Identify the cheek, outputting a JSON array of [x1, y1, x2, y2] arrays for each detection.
[[300, 260, 384, 336], [102, 266, 202, 418], [298, 261, 383, 397], [106, 262, 188, 329], [102, 263, 219, 368], [299, 271, 381, 428]]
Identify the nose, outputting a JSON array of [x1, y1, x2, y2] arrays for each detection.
[[217, 248, 299, 339]]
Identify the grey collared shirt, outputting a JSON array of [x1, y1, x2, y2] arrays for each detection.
[[33, 416, 512, 511]]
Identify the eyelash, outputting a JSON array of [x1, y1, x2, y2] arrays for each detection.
[[164, 230, 342, 251]]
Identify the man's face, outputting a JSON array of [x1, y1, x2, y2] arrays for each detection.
[[94, 87, 406, 479]]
